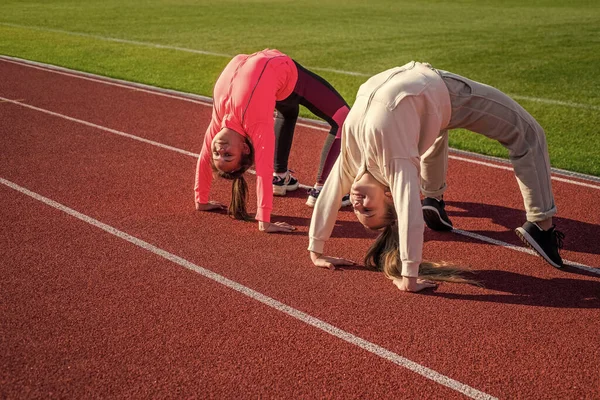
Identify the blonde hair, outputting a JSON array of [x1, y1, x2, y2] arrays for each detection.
[[210, 137, 255, 221], [364, 205, 479, 285]]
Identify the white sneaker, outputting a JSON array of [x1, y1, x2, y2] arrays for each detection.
[[306, 187, 351, 208]]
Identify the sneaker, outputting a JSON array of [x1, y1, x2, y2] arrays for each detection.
[[341, 194, 351, 207], [306, 187, 320, 207], [422, 197, 453, 231], [515, 222, 564, 268], [305, 187, 352, 208], [272, 171, 299, 196]]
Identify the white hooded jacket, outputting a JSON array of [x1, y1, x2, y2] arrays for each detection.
[[308, 61, 451, 278]]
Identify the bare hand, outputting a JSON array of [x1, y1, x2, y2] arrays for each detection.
[[310, 251, 356, 270], [258, 220, 296, 233], [392, 276, 437, 292], [195, 201, 226, 211]]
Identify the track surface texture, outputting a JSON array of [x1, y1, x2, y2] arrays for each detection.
[[1, 57, 599, 399]]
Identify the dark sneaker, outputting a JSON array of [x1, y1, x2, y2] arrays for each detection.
[[272, 171, 299, 196], [515, 222, 565, 268], [306, 187, 352, 208], [340, 194, 351, 207], [422, 197, 453, 231]]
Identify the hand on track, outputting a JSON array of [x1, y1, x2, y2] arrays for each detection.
[[196, 201, 226, 211], [310, 251, 356, 270], [392, 277, 437, 292]]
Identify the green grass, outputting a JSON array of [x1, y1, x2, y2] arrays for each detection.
[[1, 0, 599, 175]]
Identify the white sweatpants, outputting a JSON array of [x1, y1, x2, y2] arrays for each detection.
[[420, 70, 557, 222]]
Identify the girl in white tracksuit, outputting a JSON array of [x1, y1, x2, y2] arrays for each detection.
[[308, 61, 563, 292]]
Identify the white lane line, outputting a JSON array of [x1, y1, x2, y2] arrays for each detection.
[[448, 156, 600, 191], [552, 176, 600, 189], [0, 56, 210, 106], [1, 96, 597, 274], [448, 156, 513, 173], [311, 121, 600, 190], [2, 55, 599, 189], [0, 95, 308, 190], [0, 96, 197, 157], [0, 177, 497, 400], [301, 121, 600, 192], [2, 55, 600, 188], [447, 147, 600, 183], [1, 23, 600, 111]]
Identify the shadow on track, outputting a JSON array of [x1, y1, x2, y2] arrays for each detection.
[[445, 201, 600, 258], [425, 269, 600, 309]]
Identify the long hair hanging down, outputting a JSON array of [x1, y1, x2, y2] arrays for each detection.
[[363, 204, 479, 285], [211, 137, 255, 221]]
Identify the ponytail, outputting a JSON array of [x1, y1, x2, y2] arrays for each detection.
[[364, 224, 400, 279], [364, 207, 479, 285], [229, 175, 252, 221]]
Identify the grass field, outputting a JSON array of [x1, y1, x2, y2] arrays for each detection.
[[1, 0, 599, 176]]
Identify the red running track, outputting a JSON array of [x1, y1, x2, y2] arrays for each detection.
[[1, 57, 599, 399]]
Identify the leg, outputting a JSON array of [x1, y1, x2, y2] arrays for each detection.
[[291, 61, 350, 185], [195, 108, 222, 205], [420, 130, 453, 231], [421, 129, 449, 199], [439, 70, 563, 267], [440, 72, 556, 221], [273, 96, 300, 174], [272, 96, 301, 196]]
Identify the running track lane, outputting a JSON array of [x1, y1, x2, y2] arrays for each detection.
[[0, 57, 598, 267], [1, 182, 471, 399], [1, 58, 599, 399]]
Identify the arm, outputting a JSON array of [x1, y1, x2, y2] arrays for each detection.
[[194, 117, 221, 209], [387, 158, 436, 292], [248, 120, 294, 233], [247, 121, 274, 224], [308, 153, 356, 267]]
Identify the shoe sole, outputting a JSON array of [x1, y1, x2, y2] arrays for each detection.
[[515, 227, 563, 269], [273, 186, 286, 196], [306, 196, 317, 207], [273, 181, 300, 196], [422, 206, 453, 231], [286, 181, 299, 192]]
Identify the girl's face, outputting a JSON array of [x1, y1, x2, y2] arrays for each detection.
[[350, 172, 394, 229], [211, 128, 250, 173]]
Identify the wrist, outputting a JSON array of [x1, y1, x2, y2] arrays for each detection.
[[310, 251, 322, 263], [195, 202, 209, 211], [259, 221, 269, 231], [403, 276, 418, 291]]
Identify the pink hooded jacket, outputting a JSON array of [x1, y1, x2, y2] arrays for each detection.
[[194, 49, 298, 222]]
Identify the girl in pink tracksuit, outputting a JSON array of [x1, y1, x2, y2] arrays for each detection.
[[194, 49, 349, 233], [308, 61, 563, 292]]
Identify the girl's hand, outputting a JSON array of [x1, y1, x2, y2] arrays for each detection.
[[392, 276, 437, 292], [195, 201, 226, 211], [310, 251, 356, 270], [259, 221, 296, 233]]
